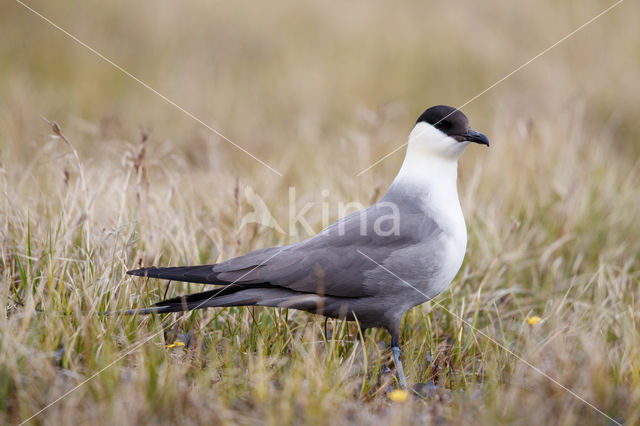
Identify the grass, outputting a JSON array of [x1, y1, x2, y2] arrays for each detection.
[[1, 0, 640, 424]]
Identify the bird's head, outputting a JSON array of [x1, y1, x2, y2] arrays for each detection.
[[408, 105, 489, 161]]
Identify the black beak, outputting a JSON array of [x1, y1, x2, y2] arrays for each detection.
[[462, 128, 489, 146]]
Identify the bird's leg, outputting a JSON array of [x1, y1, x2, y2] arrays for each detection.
[[390, 336, 407, 389]]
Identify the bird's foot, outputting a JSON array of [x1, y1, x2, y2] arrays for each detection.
[[391, 346, 407, 389]]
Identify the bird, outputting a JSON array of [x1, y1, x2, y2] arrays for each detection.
[[126, 105, 489, 388]]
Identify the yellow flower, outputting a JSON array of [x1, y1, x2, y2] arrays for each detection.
[[527, 316, 542, 325], [388, 389, 409, 402], [167, 340, 186, 348]]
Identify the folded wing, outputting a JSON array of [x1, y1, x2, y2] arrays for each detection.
[[128, 201, 440, 299]]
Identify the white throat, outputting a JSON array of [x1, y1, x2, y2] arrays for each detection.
[[386, 122, 469, 294], [395, 144, 459, 188], [389, 122, 468, 238], [393, 122, 466, 193]]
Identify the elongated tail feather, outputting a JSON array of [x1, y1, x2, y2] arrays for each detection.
[[124, 265, 336, 317], [124, 265, 277, 315], [119, 285, 329, 316], [127, 265, 227, 285], [150, 288, 260, 312]]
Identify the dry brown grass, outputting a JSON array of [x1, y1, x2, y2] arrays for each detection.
[[1, 0, 639, 424]]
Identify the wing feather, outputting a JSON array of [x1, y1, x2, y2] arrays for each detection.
[[128, 200, 442, 298]]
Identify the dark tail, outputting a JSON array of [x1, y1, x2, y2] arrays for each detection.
[[125, 265, 301, 316], [127, 265, 227, 285], [123, 265, 231, 314], [118, 285, 284, 315], [123, 265, 279, 315]]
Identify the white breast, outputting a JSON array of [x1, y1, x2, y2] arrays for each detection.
[[391, 134, 469, 298], [421, 187, 467, 298]]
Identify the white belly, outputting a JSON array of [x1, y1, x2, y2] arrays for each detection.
[[423, 191, 468, 298], [429, 228, 467, 297], [389, 148, 469, 299]]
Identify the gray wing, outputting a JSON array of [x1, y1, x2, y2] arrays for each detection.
[[211, 200, 443, 298]]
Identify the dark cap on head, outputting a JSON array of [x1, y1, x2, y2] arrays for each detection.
[[416, 105, 489, 146]]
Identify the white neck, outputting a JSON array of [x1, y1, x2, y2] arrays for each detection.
[[391, 123, 464, 196], [386, 123, 467, 235], [382, 120, 470, 297], [394, 142, 459, 188]]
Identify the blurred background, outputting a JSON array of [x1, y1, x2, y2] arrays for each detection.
[[3, 0, 639, 178], [3, 0, 639, 243], [1, 0, 639, 424]]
